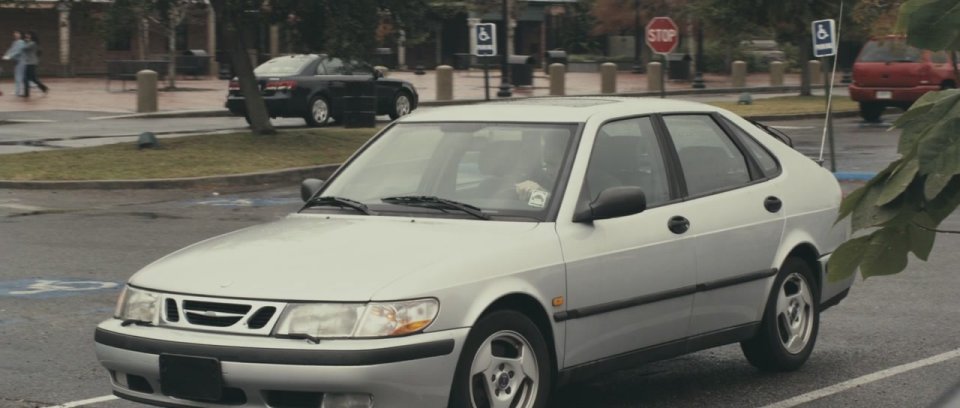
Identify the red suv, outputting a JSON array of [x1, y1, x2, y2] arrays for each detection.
[[849, 36, 958, 122]]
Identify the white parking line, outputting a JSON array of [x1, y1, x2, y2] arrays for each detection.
[[44, 395, 118, 408], [759, 347, 960, 408]]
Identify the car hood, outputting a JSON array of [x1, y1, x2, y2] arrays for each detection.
[[129, 214, 541, 301]]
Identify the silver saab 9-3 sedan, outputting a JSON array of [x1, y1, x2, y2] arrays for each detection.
[[95, 98, 855, 408]]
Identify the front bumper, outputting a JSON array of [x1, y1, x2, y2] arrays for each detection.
[[848, 84, 940, 103], [94, 319, 468, 408]]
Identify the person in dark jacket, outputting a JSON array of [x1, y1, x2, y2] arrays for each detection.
[[21, 31, 48, 97]]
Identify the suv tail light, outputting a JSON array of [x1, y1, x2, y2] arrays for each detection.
[[264, 80, 298, 92]]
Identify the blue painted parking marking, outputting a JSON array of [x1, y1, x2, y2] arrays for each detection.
[[0, 278, 120, 298]]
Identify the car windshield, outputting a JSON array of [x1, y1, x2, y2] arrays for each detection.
[[857, 39, 923, 62], [316, 122, 578, 221], [254, 55, 314, 76]]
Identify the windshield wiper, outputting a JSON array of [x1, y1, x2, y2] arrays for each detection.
[[381, 196, 491, 220], [303, 196, 374, 215]]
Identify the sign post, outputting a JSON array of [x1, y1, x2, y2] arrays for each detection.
[[474, 23, 497, 101], [812, 18, 838, 171], [645, 17, 679, 99]]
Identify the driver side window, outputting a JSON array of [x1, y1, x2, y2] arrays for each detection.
[[582, 117, 671, 207]]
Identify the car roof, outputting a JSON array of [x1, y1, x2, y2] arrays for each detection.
[[399, 97, 722, 123]]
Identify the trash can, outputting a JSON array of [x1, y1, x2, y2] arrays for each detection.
[[544, 50, 567, 73], [374, 48, 397, 70], [176, 49, 210, 77], [509, 55, 535, 86], [666, 53, 692, 80]]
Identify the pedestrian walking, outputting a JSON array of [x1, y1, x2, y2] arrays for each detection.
[[2, 30, 26, 97], [21, 31, 48, 97]]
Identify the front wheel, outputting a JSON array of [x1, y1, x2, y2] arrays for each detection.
[[448, 310, 552, 408], [304, 96, 330, 127], [740, 257, 820, 372], [389, 92, 413, 120]]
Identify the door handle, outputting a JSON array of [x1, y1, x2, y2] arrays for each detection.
[[668, 216, 690, 234], [764, 196, 783, 213]]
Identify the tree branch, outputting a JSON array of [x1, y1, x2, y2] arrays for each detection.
[[913, 222, 960, 234]]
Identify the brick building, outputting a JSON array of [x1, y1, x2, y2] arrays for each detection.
[[0, 0, 215, 77]]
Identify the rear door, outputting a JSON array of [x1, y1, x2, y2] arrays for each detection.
[[658, 114, 787, 335]]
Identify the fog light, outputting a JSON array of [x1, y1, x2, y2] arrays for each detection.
[[320, 393, 373, 408]]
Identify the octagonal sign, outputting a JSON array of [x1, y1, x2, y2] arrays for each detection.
[[646, 17, 679, 55]]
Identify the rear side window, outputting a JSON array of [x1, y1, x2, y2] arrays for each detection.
[[931, 51, 949, 64], [729, 124, 780, 178], [857, 39, 923, 63], [254, 56, 313, 76], [662, 115, 751, 196]]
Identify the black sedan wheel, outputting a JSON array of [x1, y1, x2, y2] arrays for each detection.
[[389, 92, 412, 120], [305, 96, 330, 127]]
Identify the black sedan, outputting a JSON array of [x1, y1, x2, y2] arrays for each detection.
[[226, 54, 419, 126]]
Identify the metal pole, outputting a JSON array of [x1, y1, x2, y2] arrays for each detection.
[[484, 62, 491, 101], [497, 0, 513, 97], [632, 0, 642, 73], [692, 21, 706, 89], [661, 53, 667, 99], [825, 59, 837, 172]]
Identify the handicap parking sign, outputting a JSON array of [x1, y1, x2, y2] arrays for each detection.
[[475, 23, 497, 57], [812, 19, 837, 57]]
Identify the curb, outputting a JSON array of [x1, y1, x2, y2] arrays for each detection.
[[834, 171, 877, 182], [99, 84, 846, 119], [0, 164, 341, 190]]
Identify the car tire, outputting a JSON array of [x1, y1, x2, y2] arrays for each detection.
[[389, 91, 413, 120], [859, 102, 884, 123], [448, 310, 552, 408], [740, 257, 820, 372], [304, 95, 331, 127]]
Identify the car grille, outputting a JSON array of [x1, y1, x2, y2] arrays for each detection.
[[161, 294, 285, 335]]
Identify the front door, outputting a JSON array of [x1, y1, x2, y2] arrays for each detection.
[[555, 116, 697, 367]]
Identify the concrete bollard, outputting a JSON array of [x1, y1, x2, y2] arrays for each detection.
[[549, 63, 566, 96], [436, 65, 453, 101], [808, 60, 823, 85], [136, 70, 158, 113], [600, 62, 617, 94], [647, 62, 663, 92], [769, 61, 785, 86], [731, 60, 747, 88]]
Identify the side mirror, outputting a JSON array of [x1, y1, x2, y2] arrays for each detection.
[[300, 178, 325, 202], [372, 68, 384, 79], [573, 186, 646, 223]]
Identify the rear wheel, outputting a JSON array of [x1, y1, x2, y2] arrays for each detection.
[[448, 310, 552, 408], [389, 91, 412, 120], [304, 96, 330, 127], [740, 257, 820, 372], [859, 101, 884, 123], [942, 80, 957, 90]]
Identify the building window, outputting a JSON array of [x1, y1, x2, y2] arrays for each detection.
[[176, 23, 189, 51], [106, 30, 133, 51]]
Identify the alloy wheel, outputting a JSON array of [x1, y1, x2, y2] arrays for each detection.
[[468, 330, 539, 408], [776, 272, 815, 354]]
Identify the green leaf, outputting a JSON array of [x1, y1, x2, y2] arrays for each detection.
[[917, 118, 960, 191], [925, 175, 960, 224], [900, 0, 960, 51], [826, 235, 871, 282], [876, 160, 920, 205], [837, 159, 899, 223], [894, 91, 960, 154], [924, 172, 955, 200], [851, 184, 905, 231], [907, 221, 937, 261], [860, 228, 911, 279]]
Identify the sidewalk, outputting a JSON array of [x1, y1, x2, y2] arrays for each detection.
[[0, 70, 806, 115]]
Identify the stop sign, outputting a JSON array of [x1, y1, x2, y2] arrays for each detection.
[[645, 17, 679, 55]]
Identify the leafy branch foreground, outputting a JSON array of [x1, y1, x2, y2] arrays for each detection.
[[829, 90, 960, 281]]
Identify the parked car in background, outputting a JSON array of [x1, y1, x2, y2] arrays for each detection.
[[95, 98, 854, 408], [849, 36, 959, 122], [226, 54, 419, 126]]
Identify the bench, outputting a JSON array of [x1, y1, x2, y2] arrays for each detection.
[[105, 60, 168, 92]]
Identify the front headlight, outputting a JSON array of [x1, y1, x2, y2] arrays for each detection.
[[113, 286, 160, 324], [275, 298, 439, 339]]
